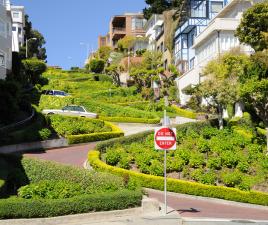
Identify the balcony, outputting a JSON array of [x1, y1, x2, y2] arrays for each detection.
[[193, 18, 240, 48]]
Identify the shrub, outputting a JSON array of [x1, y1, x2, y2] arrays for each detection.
[[237, 160, 250, 173], [38, 128, 51, 140], [88, 59, 105, 73], [221, 171, 242, 187], [200, 171, 217, 185], [105, 148, 121, 166], [89, 151, 268, 206], [22, 58, 47, 85], [190, 169, 203, 181], [207, 157, 222, 170], [18, 180, 84, 199], [99, 116, 160, 124], [171, 105, 197, 119], [67, 121, 124, 144], [149, 160, 164, 176], [221, 151, 239, 168], [0, 189, 142, 219], [189, 153, 205, 168]]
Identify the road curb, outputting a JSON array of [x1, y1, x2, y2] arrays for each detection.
[[145, 188, 268, 211]]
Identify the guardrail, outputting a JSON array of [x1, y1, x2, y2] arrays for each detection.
[[0, 108, 35, 133]]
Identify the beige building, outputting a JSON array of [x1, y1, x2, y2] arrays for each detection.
[[98, 13, 146, 49]]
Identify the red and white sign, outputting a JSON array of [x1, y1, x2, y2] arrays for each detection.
[[155, 127, 177, 150]]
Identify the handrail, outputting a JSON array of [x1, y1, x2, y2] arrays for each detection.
[[0, 108, 35, 133]]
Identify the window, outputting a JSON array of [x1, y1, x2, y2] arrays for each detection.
[[190, 0, 208, 18], [132, 18, 146, 30], [12, 26, 16, 31], [12, 12, 19, 19], [211, 2, 223, 13], [18, 27, 22, 34], [0, 52, 5, 67], [190, 57, 195, 69]]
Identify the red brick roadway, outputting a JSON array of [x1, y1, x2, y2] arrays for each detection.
[[24, 144, 268, 220]]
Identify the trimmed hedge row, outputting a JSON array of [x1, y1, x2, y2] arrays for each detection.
[[257, 127, 267, 137], [67, 121, 124, 144], [96, 130, 154, 153], [0, 189, 142, 219], [99, 116, 160, 124], [88, 151, 268, 206], [171, 105, 197, 119]]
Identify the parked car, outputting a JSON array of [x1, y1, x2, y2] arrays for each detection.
[[42, 90, 70, 97], [42, 105, 98, 118]]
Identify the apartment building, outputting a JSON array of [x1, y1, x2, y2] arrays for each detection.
[[102, 13, 146, 49], [98, 34, 110, 49], [0, 0, 12, 80], [174, 0, 229, 75], [11, 5, 25, 52], [176, 0, 260, 106], [144, 14, 172, 70]]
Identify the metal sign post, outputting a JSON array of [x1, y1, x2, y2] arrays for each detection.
[[154, 110, 176, 215]]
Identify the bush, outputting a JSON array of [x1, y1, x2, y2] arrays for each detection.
[[38, 128, 51, 140], [88, 59, 105, 73], [22, 58, 47, 85], [221, 171, 242, 187], [99, 116, 160, 124], [67, 121, 124, 144], [171, 105, 197, 119], [89, 151, 268, 206], [200, 171, 217, 185], [105, 148, 121, 166], [18, 180, 85, 199], [207, 158, 222, 170], [0, 189, 142, 219], [48, 115, 112, 136]]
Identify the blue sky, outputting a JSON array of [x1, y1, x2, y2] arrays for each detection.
[[11, 0, 147, 69]]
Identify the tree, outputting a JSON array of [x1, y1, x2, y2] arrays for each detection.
[[105, 64, 121, 86], [239, 50, 268, 152], [96, 46, 112, 62], [21, 58, 47, 85], [88, 59, 105, 73], [19, 15, 47, 60], [236, 1, 268, 51], [117, 36, 136, 52], [192, 51, 249, 129], [143, 0, 182, 19], [142, 50, 163, 70]]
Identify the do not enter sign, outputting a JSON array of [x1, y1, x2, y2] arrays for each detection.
[[155, 127, 177, 150]]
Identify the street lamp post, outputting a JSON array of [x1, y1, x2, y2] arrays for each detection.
[[26, 38, 37, 58], [80, 42, 90, 60]]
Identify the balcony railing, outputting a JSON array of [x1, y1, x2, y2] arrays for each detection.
[[112, 27, 126, 33]]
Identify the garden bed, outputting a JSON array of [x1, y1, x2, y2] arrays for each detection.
[[88, 121, 268, 205], [0, 155, 142, 218]]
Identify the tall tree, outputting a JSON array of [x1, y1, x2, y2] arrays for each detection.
[[19, 15, 47, 61], [191, 51, 249, 129], [236, 1, 268, 52]]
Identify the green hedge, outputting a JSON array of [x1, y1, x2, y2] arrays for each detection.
[[96, 130, 154, 153], [67, 121, 124, 144], [0, 189, 142, 219], [99, 116, 160, 124], [171, 105, 197, 119], [88, 151, 268, 206], [257, 127, 267, 137]]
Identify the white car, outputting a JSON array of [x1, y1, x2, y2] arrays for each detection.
[[42, 105, 98, 118]]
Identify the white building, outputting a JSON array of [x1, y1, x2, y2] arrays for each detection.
[[144, 14, 164, 51], [11, 5, 25, 52], [0, 0, 12, 79], [176, 0, 260, 107]]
